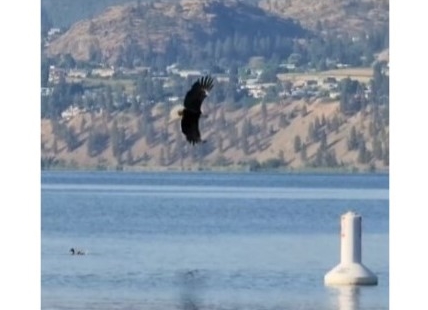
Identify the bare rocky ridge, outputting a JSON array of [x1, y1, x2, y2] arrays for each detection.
[[46, 0, 307, 65], [259, 0, 389, 35]]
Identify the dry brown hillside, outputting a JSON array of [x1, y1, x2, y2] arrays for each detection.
[[41, 99, 389, 172], [259, 0, 389, 34], [46, 0, 307, 65]]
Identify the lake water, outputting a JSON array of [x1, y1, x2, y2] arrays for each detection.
[[41, 171, 389, 310]]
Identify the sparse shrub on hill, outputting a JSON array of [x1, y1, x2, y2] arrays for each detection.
[[41, 156, 58, 170], [347, 126, 359, 151], [300, 143, 308, 162], [87, 128, 109, 157], [382, 146, 389, 166], [372, 138, 383, 161], [357, 139, 371, 164], [294, 135, 302, 153], [110, 120, 126, 163], [64, 126, 81, 151], [310, 146, 339, 168], [278, 113, 289, 129]]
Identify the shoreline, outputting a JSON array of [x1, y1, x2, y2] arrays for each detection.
[[41, 165, 389, 175]]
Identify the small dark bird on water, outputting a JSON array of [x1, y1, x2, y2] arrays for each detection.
[[178, 76, 214, 144], [69, 248, 85, 255]]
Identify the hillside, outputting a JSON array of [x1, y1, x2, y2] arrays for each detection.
[[259, 0, 389, 35], [42, 0, 134, 27], [41, 97, 389, 172], [42, 0, 389, 35], [41, 0, 389, 173], [46, 0, 308, 65]]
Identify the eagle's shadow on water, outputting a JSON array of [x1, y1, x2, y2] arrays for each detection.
[[173, 271, 365, 310], [176, 269, 206, 310]]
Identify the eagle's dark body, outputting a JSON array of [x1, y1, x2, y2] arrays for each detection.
[[179, 76, 214, 144]]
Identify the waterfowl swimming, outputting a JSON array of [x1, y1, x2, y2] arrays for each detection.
[[69, 248, 85, 255]]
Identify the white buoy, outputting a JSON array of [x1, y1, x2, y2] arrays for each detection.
[[324, 211, 378, 286]]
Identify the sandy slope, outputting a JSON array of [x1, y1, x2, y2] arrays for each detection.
[[41, 98, 388, 172]]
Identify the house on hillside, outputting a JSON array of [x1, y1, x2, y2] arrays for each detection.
[[166, 63, 179, 74], [48, 66, 67, 84], [213, 74, 230, 83], [241, 81, 276, 99], [61, 105, 83, 120], [47, 28, 61, 40], [91, 67, 116, 78], [329, 91, 340, 100], [41, 87, 53, 96], [168, 96, 180, 103], [177, 69, 204, 79], [279, 63, 296, 71], [336, 63, 350, 69], [68, 69, 89, 79], [120, 66, 151, 77], [322, 77, 339, 91]]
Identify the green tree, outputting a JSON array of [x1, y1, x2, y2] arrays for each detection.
[[357, 139, 371, 164], [60, 54, 76, 69], [41, 57, 50, 87], [300, 143, 307, 162], [372, 138, 383, 160], [308, 122, 318, 143], [261, 102, 268, 133], [52, 137, 58, 155], [382, 146, 389, 166], [258, 66, 278, 83], [130, 96, 141, 115], [87, 128, 109, 157], [144, 122, 156, 146], [331, 114, 340, 133], [80, 117, 87, 133], [278, 113, 288, 128], [319, 130, 327, 150], [325, 150, 338, 167], [347, 126, 359, 151], [301, 105, 308, 117], [110, 120, 126, 162], [339, 78, 362, 114], [217, 135, 224, 154], [294, 135, 302, 153], [64, 126, 80, 151], [159, 148, 166, 166], [241, 135, 250, 155]]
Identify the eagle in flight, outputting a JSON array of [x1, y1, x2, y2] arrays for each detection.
[[178, 76, 214, 144]]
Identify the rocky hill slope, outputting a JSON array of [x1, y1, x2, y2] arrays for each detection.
[[258, 0, 389, 35], [46, 0, 308, 65], [41, 98, 389, 172]]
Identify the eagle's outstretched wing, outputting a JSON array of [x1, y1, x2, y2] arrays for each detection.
[[183, 76, 214, 112], [180, 76, 214, 144]]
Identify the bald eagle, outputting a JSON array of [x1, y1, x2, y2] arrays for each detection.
[[178, 76, 214, 144]]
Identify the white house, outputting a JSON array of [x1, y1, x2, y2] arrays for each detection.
[[91, 68, 116, 78], [68, 69, 88, 79], [48, 66, 67, 84], [61, 106, 83, 120], [177, 70, 203, 78]]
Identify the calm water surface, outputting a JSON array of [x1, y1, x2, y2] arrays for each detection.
[[41, 171, 389, 310]]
